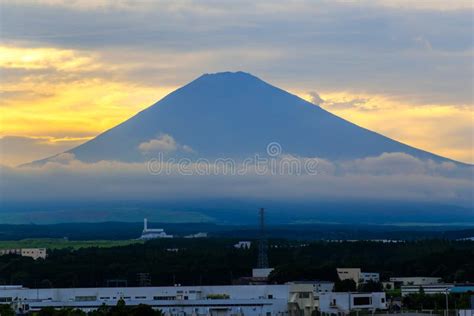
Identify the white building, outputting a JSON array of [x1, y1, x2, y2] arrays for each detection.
[[318, 292, 387, 314], [140, 218, 173, 239], [0, 248, 46, 260], [313, 282, 334, 294], [184, 233, 208, 238], [337, 268, 379, 285], [288, 284, 318, 316], [0, 284, 292, 315], [359, 272, 380, 283], [234, 241, 252, 249], [401, 284, 454, 296], [390, 277, 442, 287], [286, 281, 334, 294], [0, 284, 387, 315], [337, 268, 361, 283]]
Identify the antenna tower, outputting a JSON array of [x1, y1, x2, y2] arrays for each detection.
[[257, 207, 269, 268]]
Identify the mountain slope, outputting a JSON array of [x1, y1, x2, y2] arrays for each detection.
[[33, 71, 459, 164]]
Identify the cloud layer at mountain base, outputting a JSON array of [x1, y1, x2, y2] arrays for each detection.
[[1, 153, 472, 207]]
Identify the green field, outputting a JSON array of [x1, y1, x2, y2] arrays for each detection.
[[0, 238, 143, 250]]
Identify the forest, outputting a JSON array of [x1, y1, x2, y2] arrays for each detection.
[[0, 239, 472, 288]]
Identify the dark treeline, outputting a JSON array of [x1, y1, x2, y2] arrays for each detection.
[[0, 222, 473, 241], [0, 239, 473, 288]]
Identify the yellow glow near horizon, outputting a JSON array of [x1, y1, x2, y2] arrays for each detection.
[[296, 91, 473, 164], [0, 45, 176, 139], [1, 78, 175, 137], [1, 45, 472, 165], [0, 46, 100, 71]]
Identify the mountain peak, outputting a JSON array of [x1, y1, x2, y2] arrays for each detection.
[[27, 71, 459, 165], [191, 71, 262, 86], [201, 71, 258, 79]]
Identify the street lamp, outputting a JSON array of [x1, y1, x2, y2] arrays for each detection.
[[445, 288, 449, 316]]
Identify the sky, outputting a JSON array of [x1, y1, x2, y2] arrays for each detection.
[[0, 0, 473, 166]]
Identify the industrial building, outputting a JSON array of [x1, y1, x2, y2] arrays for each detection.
[[400, 283, 474, 297], [0, 248, 46, 260], [390, 277, 442, 287], [401, 284, 454, 296], [140, 218, 173, 239], [0, 284, 387, 315]]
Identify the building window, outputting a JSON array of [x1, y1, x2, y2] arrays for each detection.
[[154, 296, 176, 300], [353, 297, 371, 306], [75, 296, 97, 302]]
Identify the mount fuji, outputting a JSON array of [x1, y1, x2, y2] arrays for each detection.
[[9, 72, 473, 224], [32, 71, 460, 165]]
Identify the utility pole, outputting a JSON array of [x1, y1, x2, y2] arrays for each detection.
[[257, 208, 269, 268], [445, 288, 449, 316]]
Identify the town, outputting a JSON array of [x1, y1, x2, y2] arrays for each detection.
[[0, 213, 472, 315], [0, 267, 473, 315]]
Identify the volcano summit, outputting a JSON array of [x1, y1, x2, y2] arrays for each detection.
[[32, 71, 459, 165]]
